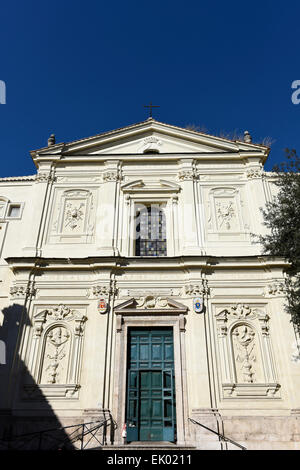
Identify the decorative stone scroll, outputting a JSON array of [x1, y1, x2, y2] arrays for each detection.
[[214, 303, 280, 399], [135, 296, 169, 309], [114, 297, 188, 316], [24, 304, 87, 399]]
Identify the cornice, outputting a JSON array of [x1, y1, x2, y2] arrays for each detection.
[[5, 255, 290, 273], [0, 174, 36, 182]]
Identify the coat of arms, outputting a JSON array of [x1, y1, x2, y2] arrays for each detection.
[[97, 298, 108, 314], [193, 297, 204, 313]]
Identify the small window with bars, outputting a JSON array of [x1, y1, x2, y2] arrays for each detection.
[[135, 204, 167, 256]]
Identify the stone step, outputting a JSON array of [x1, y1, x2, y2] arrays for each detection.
[[102, 442, 196, 451]]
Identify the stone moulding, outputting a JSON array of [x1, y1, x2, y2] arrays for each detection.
[[23, 384, 81, 400], [222, 382, 281, 399]]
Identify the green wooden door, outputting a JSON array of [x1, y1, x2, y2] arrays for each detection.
[[126, 328, 176, 442]]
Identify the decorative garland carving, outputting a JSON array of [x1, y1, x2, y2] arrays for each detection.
[[216, 200, 235, 230], [103, 170, 122, 182], [183, 280, 209, 297], [227, 303, 254, 319], [10, 286, 27, 298], [266, 282, 286, 296], [64, 202, 85, 230], [35, 173, 56, 183], [246, 168, 264, 179], [178, 169, 198, 181], [90, 280, 118, 298], [10, 283, 36, 299]]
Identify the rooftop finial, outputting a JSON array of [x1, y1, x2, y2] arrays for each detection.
[[244, 130, 252, 143], [48, 134, 55, 146]]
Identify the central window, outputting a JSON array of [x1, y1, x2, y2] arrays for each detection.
[[135, 204, 167, 256]]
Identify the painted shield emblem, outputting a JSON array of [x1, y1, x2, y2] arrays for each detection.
[[97, 298, 107, 314], [193, 297, 203, 313]]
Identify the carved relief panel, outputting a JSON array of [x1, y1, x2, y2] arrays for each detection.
[[24, 304, 87, 399], [214, 304, 280, 399], [231, 323, 264, 384], [48, 189, 95, 244], [206, 187, 250, 241], [40, 326, 71, 384]]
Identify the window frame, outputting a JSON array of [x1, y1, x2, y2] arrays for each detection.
[[125, 196, 177, 257], [134, 203, 167, 257]]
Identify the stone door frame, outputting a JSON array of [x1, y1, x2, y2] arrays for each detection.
[[112, 302, 189, 446]]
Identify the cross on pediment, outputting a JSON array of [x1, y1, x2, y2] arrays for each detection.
[[144, 102, 160, 118]]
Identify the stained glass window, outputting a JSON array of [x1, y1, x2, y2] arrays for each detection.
[[135, 205, 167, 256]]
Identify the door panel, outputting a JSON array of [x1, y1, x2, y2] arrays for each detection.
[[126, 328, 176, 442]]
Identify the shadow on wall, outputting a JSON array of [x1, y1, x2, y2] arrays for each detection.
[[0, 303, 75, 450]]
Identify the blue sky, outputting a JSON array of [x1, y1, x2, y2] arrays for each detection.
[[0, 0, 299, 176]]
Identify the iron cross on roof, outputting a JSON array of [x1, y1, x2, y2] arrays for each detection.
[[144, 102, 160, 118]]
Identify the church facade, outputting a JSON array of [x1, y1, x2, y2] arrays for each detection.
[[0, 118, 299, 450]]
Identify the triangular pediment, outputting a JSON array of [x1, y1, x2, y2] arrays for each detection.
[[121, 179, 181, 193], [32, 118, 269, 162], [114, 296, 188, 313]]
